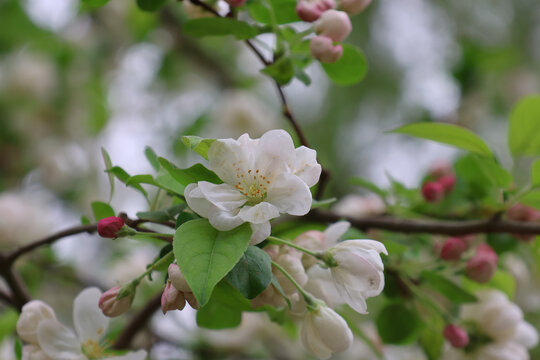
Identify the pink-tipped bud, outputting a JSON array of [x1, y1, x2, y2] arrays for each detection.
[[422, 181, 445, 203], [440, 237, 467, 261], [161, 281, 186, 314], [507, 204, 540, 242], [339, 0, 371, 15], [314, 10, 352, 42], [429, 160, 453, 179], [466, 244, 498, 283], [310, 36, 343, 63], [97, 216, 124, 238], [438, 175, 456, 195], [168, 264, 191, 293], [296, 0, 335, 22], [98, 286, 133, 317], [185, 292, 200, 310], [443, 324, 469, 348], [226, 0, 247, 7]]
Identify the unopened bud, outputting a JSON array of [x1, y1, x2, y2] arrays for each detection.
[[422, 181, 445, 203], [168, 264, 191, 293], [339, 0, 371, 15], [226, 0, 246, 7], [17, 301, 56, 344], [429, 160, 453, 179], [97, 216, 125, 238], [440, 237, 467, 261], [466, 244, 498, 283], [296, 0, 335, 22], [98, 286, 133, 317], [314, 10, 352, 42], [161, 281, 186, 314], [443, 324, 469, 348], [438, 175, 456, 195], [185, 292, 200, 310], [310, 36, 343, 63], [507, 204, 540, 242]]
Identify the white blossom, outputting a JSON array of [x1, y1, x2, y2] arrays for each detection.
[[185, 130, 321, 244], [16, 301, 56, 344]]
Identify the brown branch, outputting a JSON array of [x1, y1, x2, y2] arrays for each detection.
[[307, 209, 540, 236], [0, 263, 31, 311], [112, 293, 162, 350], [0, 288, 14, 307]]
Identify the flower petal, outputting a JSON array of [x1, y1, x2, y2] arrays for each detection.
[[249, 222, 271, 245], [323, 221, 350, 247], [207, 207, 243, 231], [301, 314, 332, 360], [73, 287, 109, 344], [107, 350, 147, 360], [37, 319, 85, 360], [513, 322, 539, 349], [336, 239, 388, 256], [208, 135, 256, 185], [238, 202, 280, 224], [184, 183, 211, 218], [266, 173, 312, 216], [293, 146, 321, 187], [197, 182, 246, 211]]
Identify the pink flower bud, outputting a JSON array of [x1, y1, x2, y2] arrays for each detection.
[[98, 286, 133, 317], [429, 160, 453, 179], [466, 244, 498, 283], [161, 281, 186, 314], [226, 0, 246, 7], [296, 0, 335, 22], [310, 36, 343, 63], [438, 175, 456, 195], [168, 264, 191, 293], [440, 237, 467, 261], [185, 292, 200, 310], [507, 204, 540, 242], [443, 324, 469, 348], [97, 216, 124, 238], [314, 10, 352, 42], [339, 0, 371, 15], [422, 181, 445, 203]]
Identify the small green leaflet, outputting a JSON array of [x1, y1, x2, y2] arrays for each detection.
[[508, 96, 540, 156], [531, 158, 540, 187], [226, 246, 272, 299], [322, 45, 368, 86], [183, 18, 260, 40], [421, 271, 477, 303], [181, 136, 215, 160], [91, 201, 115, 220]]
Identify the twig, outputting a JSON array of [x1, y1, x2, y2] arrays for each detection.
[[0, 288, 14, 307], [0, 264, 31, 311], [307, 209, 540, 236], [112, 293, 162, 350]]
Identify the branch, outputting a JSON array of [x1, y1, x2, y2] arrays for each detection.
[[112, 293, 162, 350], [307, 210, 540, 236], [0, 288, 14, 307], [0, 263, 31, 311]]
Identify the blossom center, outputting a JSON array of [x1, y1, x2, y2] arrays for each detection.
[[234, 168, 271, 205], [82, 338, 105, 359]]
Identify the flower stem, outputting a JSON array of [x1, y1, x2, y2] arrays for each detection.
[[135, 251, 174, 284], [267, 236, 321, 259], [271, 260, 316, 307]]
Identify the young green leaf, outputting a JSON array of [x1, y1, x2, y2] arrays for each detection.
[[158, 158, 222, 187], [419, 310, 445, 360], [517, 190, 540, 210], [261, 57, 295, 86], [144, 146, 160, 171], [321, 45, 368, 86], [181, 136, 216, 160], [461, 269, 516, 299], [350, 177, 387, 199], [136, 210, 171, 222], [421, 271, 477, 303], [91, 201, 115, 220], [531, 158, 540, 187], [107, 166, 148, 197], [376, 303, 423, 345], [173, 219, 252, 306], [226, 246, 272, 299], [183, 18, 260, 40], [248, 0, 299, 24], [81, 0, 110, 7], [508, 96, 540, 156], [391, 123, 493, 157], [136, 0, 166, 11]]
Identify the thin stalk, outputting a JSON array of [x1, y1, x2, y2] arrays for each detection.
[[135, 251, 174, 283], [267, 236, 321, 259], [271, 260, 315, 306]]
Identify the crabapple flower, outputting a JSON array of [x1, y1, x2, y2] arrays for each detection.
[[310, 36, 343, 63], [438, 174, 456, 194], [98, 286, 133, 317], [168, 264, 200, 310], [339, 0, 371, 14], [443, 324, 469, 348], [296, 0, 335, 22], [422, 181, 445, 202], [314, 10, 352, 42], [440, 237, 467, 261], [97, 217, 124, 238], [20, 288, 146, 360], [184, 130, 321, 244], [161, 281, 186, 314], [17, 301, 56, 344], [22, 344, 52, 360], [466, 244, 498, 283], [301, 305, 353, 359]]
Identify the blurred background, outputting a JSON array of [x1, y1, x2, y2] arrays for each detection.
[[1, 0, 540, 358]]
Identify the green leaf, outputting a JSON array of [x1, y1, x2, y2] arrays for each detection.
[[531, 158, 540, 187], [421, 271, 477, 303], [101, 147, 114, 201], [196, 281, 252, 329], [136, 210, 171, 222], [107, 166, 148, 197], [81, 0, 110, 7], [376, 303, 423, 345], [391, 123, 493, 157], [461, 269, 516, 299], [136, 0, 166, 11], [173, 219, 252, 306], [183, 18, 259, 40], [0, 309, 18, 343], [158, 158, 222, 187], [321, 45, 368, 86], [91, 201, 115, 220], [176, 212, 199, 228], [144, 146, 160, 171], [350, 177, 387, 198], [181, 136, 216, 160], [248, 0, 299, 24], [126, 175, 156, 187], [455, 155, 512, 190], [155, 170, 186, 196], [419, 311, 445, 360], [311, 198, 337, 209], [81, 215, 91, 225], [226, 246, 272, 299], [261, 57, 295, 86], [508, 96, 540, 156], [14, 338, 22, 360], [518, 190, 540, 210]]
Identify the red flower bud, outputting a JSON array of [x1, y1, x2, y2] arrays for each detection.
[[296, 0, 335, 22], [422, 181, 445, 203], [98, 286, 133, 317], [438, 175, 456, 195], [97, 216, 124, 238], [443, 324, 469, 348], [429, 160, 453, 179], [466, 244, 498, 283], [507, 204, 540, 242], [440, 237, 467, 261]]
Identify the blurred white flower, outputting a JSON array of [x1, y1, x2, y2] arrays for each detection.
[[1, 52, 56, 100], [185, 130, 321, 244], [17, 301, 56, 344], [332, 194, 386, 218]]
